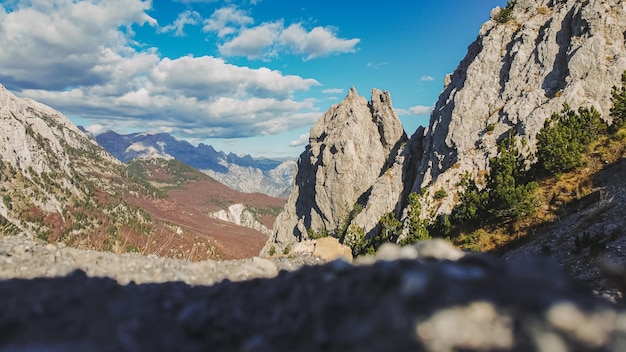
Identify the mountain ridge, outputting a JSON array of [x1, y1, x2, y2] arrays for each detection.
[[95, 130, 295, 197]]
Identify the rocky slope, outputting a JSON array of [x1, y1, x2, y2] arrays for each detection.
[[0, 84, 285, 261], [410, 0, 626, 217], [95, 130, 294, 198], [264, 0, 626, 253], [1, 234, 625, 351], [263, 87, 406, 254], [0, 82, 140, 242]]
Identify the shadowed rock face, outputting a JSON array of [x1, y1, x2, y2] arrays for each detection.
[[263, 88, 407, 254]]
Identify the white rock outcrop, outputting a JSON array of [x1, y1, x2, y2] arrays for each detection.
[[0, 84, 119, 226], [262, 88, 406, 254], [208, 204, 272, 236]]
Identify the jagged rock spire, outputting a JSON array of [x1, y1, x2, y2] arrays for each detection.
[[262, 88, 407, 254]]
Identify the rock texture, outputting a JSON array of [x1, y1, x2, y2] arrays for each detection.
[[265, 0, 626, 254], [1, 234, 625, 351], [203, 159, 295, 199], [263, 87, 406, 254], [410, 0, 626, 216], [208, 203, 272, 237], [0, 83, 125, 235]]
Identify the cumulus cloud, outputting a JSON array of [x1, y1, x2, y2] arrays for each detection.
[[202, 6, 253, 37], [218, 21, 282, 59], [0, 1, 322, 141], [0, 0, 156, 90], [420, 75, 435, 81], [159, 10, 201, 37], [290, 133, 310, 147], [204, 7, 360, 60], [278, 23, 360, 60]]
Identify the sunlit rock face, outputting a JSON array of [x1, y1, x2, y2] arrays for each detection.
[[263, 87, 406, 254], [409, 0, 626, 216], [264, 0, 626, 254]]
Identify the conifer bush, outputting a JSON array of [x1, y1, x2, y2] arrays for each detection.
[[536, 104, 606, 174], [399, 192, 431, 245], [452, 130, 537, 224], [610, 71, 626, 132], [486, 130, 538, 221]]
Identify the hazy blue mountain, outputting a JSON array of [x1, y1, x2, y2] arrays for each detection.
[[94, 130, 294, 197]]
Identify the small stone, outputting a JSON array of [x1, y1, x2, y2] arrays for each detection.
[[313, 237, 353, 263]]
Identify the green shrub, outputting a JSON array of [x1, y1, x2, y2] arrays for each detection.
[[537, 104, 606, 174], [486, 130, 538, 220], [451, 173, 488, 225], [486, 123, 496, 132], [452, 130, 537, 224], [494, 1, 516, 23], [343, 225, 367, 257], [400, 192, 431, 245], [429, 214, 452, 238], [610, 71, 626, 132], [433, 189, 448, 200], [307, 227, 329, 240]]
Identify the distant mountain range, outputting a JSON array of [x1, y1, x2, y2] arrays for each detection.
[[94, 130, 295, 198]]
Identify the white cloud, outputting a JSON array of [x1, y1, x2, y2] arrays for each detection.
[[409, 105, 434, 115], [322, 88, 344, 94], [290, 133, 310, 147], [202, 6, 253, 37], [218, 21, 282, 59], [420, 75, 435, 81], [204, 7, 360, 60], [159, 10, 201, 37], [367, 62, 389, 69], [0, 0, 156, 90], [0, 1, 323, 141], [84, 123, 107, 135], [278, 23, 360, 60]]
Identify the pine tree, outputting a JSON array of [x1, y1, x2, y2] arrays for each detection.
[[399, 192, 431, 245], [537, 104, 606, 174], [486, 130, 538, 221], [610, 71, 626, 131]]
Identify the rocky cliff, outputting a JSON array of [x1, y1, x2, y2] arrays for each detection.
[[263, 87, 406, 253], [0, 83, 128, 237], [411, 0, 626, 216], [264, 0, 626, 253]]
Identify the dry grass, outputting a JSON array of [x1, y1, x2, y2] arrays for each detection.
[[452, 130, 626, 253]]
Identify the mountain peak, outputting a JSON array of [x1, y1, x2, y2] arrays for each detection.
[[263, 88, 407, 253]]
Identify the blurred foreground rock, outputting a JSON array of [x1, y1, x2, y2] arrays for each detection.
[[1, 235, 625, 351]]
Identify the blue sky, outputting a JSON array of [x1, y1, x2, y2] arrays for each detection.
[[0, 0, 507, 158]]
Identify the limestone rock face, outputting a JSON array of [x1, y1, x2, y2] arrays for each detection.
[[265, 0, 626, 255], [0, 84, 119, 223], [263, 88, 406, 253], [408, 0, 626, 216]]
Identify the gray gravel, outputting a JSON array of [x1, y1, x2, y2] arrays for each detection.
[[0, 234, 324, 285]]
